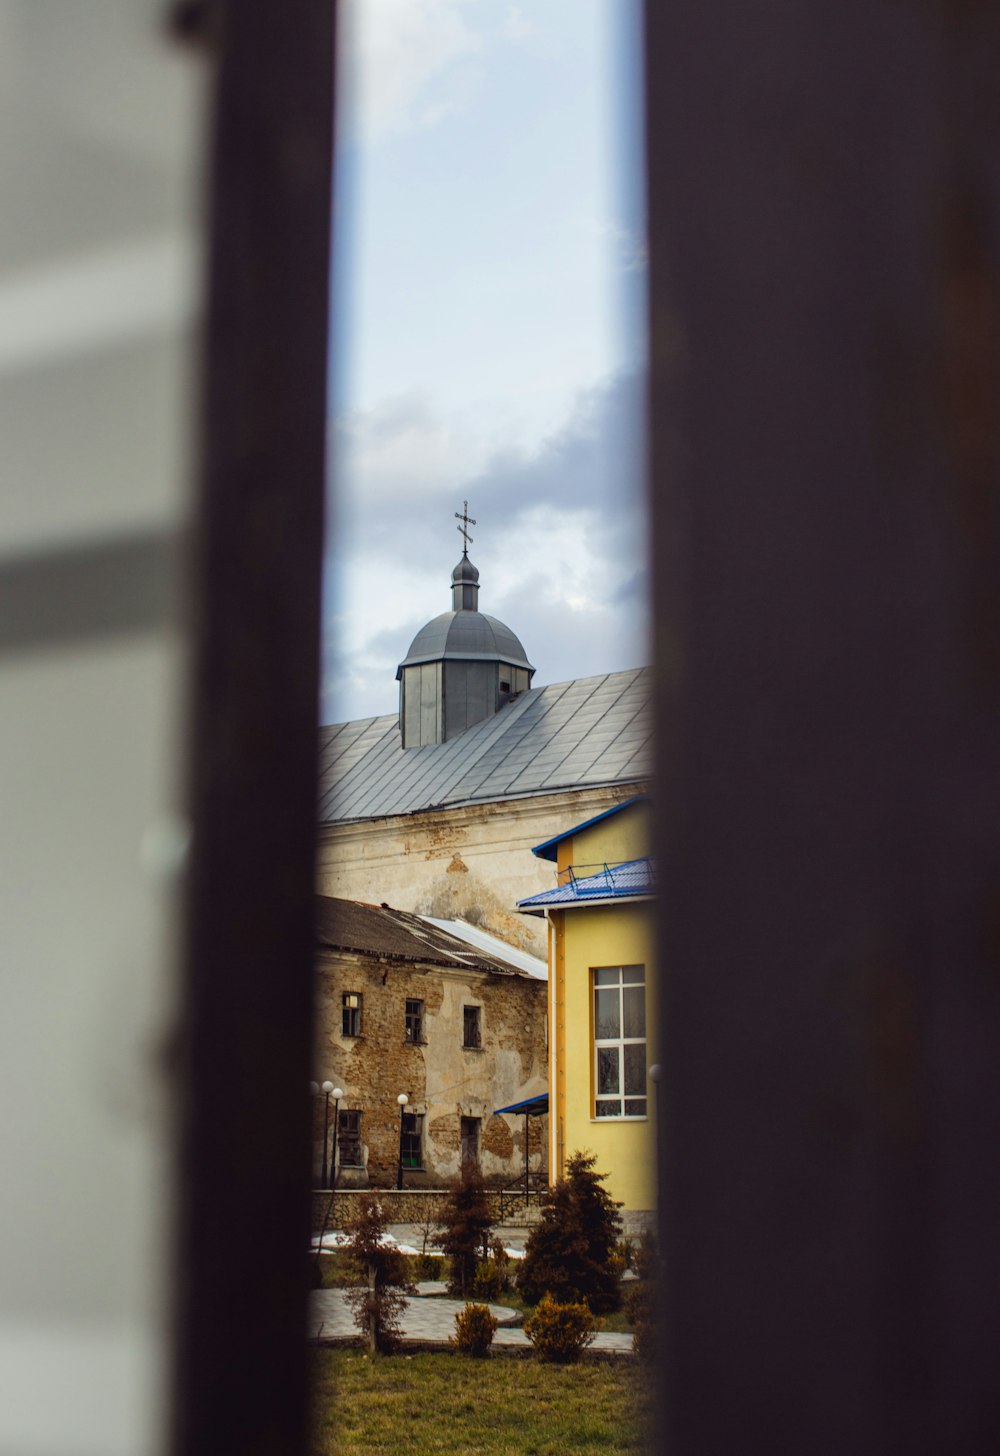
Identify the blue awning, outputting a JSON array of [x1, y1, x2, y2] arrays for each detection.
[[494, 1093, 549, 1116]]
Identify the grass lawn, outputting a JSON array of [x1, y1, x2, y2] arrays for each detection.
[[311, 1349, 651, 1455]]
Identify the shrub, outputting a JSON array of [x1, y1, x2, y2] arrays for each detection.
[[516, 1151, 623, 1314], [472, 1239, 510, 1300], [341, 1196, 414, 1354], [413, 1252, 445, 1281], [524, 1294, 596, 1363], [451, 1302, 498, 1357], [472, 1259, 505, 1301], [433, 1165, 495, 1298]]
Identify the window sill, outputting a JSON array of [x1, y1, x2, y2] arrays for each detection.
[[590, 1115, 648, 1123], [462, 1044, 484, 1052]]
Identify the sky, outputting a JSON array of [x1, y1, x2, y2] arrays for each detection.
[[322, 0, 648, 724]]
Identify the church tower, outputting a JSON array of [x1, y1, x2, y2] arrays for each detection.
[[396, 504, 535, 748]]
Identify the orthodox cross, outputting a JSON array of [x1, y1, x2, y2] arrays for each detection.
[[455, 500, 476, 555]]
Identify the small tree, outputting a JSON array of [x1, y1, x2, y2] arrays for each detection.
[[342, 1196, 414, 1354], [433, 1163, 495, 1297], [516, 1150, 623, 1314]]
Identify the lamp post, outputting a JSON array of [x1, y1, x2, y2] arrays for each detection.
[[330, 1087, 343, 1188], [320, 1080, 334, 1188], [396, 1092, 409, 1191]]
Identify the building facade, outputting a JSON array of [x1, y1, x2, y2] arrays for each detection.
[[518, 798, 656, 1221], [317, 550, 650, 959], [313, 896, 548, 1189]]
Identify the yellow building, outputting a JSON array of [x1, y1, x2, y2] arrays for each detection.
[[518, 797, 656, 1221]]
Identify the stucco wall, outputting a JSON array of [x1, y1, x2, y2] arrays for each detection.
[[553, 902, 657, 1214], [314, 949, 547, 1188], [316, 783, 648, 959]]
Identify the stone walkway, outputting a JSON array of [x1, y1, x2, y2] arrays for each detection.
[[308, 1288, 634, 1359]]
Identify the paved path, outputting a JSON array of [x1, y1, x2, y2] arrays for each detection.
[[308, 1288, 634, 1358]]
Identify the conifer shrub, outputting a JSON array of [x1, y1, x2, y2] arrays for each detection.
[[414, 1252, 445, 1281], [516, 1150, 624, 1314], [433, 1165, 495, 1298], [342, 1196, 415, 1354], [523, 1294, 596, 1363], [472, 1237, 510, 1300], [451, 1302, 498, 1357]]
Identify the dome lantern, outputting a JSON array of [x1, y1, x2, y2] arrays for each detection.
[[397, 509, 535, 748]]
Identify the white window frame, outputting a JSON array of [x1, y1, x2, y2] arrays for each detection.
[[592, 964, 647, 1120]]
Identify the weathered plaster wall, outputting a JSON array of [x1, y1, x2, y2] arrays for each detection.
[[316, 783, 649, 958], [314, 949, 547, 1188]]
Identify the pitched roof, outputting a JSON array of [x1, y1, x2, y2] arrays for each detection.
[[517, 856, 655, 913], [316, 895, 542, 978], [531, 795, 650, 862], [421, 917, 548, 979], [318, 666, 652, 825]]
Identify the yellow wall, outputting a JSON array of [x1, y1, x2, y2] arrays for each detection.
[[549, 801, 657, 1213]]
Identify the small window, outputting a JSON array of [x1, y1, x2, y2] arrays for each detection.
[[342, 991, 362, 1037], [462, 1005, 481, 1049], [460, 1115, 480, 1168], [337, 1109, 362, 1166], [499, 679, 511, 693], [401, 1111, 423, 1169], [405, 998, 424, 1043]]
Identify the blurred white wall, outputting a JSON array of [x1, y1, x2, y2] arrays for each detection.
[[0, 5, 204, 1453]]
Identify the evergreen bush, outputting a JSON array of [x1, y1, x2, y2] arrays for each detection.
[[341, 1196, 414, 1354], [433, 1165, 495, 1298], [451, 1302, 498, 1357], [524, 1294, 596, 1363], [516, 1150, 623, 1313]]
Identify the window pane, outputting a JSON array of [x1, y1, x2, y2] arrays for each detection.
[[595, 1099, 621, 1117], [624, 1042, 646, 1094], [593, 967, 620, 986], [623, 985, 645, 1038], [597, 1046, 619, 1094], [624, 1098, 647, 1117], [594, 987, 620, 1040], [622, 965, 644, 985]]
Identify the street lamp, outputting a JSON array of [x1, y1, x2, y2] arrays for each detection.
[[396, 1092, 409, 1190], [330, 1086, 344, 1188], [320, 1080, 334, 1188]]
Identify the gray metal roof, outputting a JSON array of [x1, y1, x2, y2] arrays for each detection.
[[396, 609, 533, 674], [318, 666, 652, 825]]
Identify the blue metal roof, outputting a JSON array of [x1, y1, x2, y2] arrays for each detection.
[[517, 856, 655, 912], [531, 795, 650, 862], [494, 1093, 549, 1116]]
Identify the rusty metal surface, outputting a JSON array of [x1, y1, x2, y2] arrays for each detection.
[[168, 2, 333, 1454], [645, 2, 1000, 1451]]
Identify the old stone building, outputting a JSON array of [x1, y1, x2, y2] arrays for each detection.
[[317, 545, 651, 959], [313, 895, 547, 1189]]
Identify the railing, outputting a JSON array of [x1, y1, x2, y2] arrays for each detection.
[[497, 1177, 548, 1223]]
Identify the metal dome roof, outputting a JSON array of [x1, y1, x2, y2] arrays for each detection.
[[396, 610, 534, 676]]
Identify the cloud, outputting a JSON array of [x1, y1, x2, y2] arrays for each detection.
[[338, 0, 483, 143], [322, 368, 649, 723]]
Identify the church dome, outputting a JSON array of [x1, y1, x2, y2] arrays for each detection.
[[396, 532, 536, 747], [398, 609, 533, 672], [451, 556, 480, 585]]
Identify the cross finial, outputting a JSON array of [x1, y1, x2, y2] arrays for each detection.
[[455, 500, 476, 556]]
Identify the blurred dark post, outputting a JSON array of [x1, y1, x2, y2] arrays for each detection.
[[645, 2, 1000, 1452], [170, 3, 333, 1455]]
